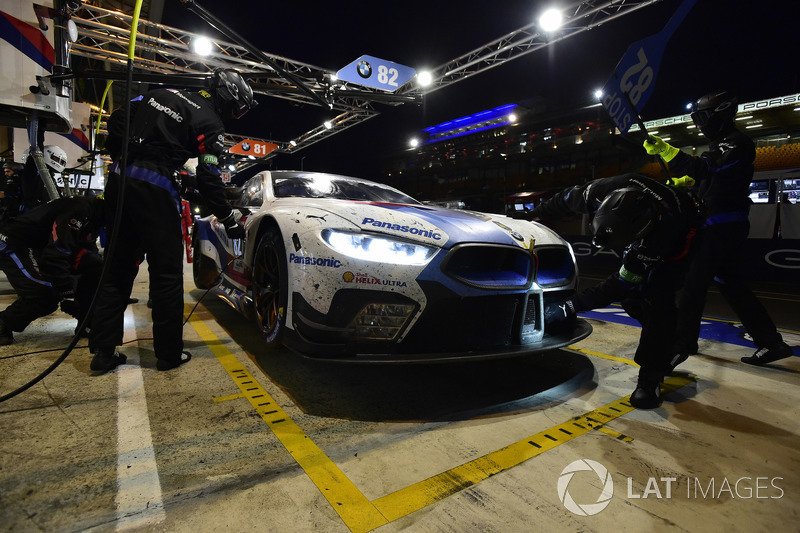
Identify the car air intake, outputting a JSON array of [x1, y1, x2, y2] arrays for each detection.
[[442, 244, 532, 289], [535, 246, 575, 287]]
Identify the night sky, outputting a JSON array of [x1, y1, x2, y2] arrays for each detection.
[[161, 0, 800, 178]]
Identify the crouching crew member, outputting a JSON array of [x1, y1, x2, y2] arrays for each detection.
[[531, 173, 701, 409], [0, 195, 104, 344]]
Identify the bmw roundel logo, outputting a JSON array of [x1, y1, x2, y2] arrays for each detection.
[[357, 60, 372, 79], [242, 142, 251, 151]]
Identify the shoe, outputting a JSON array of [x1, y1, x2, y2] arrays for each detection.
[[0, 318, 14, 345], [665, 351, 689, 377], [60, 299, 79, 318], [157, 351, 192, 371], [741, 343, 794, 366], [629, 379, 662, 409], [128, 297, 139, 304], [90, 349, 127, 375]]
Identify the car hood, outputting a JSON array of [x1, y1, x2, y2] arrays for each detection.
[[280, 198, 567, 249]]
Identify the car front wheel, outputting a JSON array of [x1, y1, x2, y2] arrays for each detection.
[[252, 227, 288, 346]]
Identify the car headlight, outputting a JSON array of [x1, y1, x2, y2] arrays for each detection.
[[321, 229, 437, 265]]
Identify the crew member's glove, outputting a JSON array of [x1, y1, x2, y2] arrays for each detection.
[[643, 135, 680, 162], [667, 175, 695, 188], [220, 213, 245, 239], [544, 297, 576, 334]]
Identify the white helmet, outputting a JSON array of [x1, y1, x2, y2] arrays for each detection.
[[42, 145, 68, 173]]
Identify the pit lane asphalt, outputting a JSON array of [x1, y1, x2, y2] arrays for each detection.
[[0, 263, 798, 532]]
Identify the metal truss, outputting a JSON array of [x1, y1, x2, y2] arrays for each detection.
[[70, 0, 663, 161], [404, 0, 663, 97]]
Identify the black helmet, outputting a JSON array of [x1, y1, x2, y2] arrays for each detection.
[[212, 68, 257, 119], [690, 91, 737, 139], [591, 188, 659, 250]]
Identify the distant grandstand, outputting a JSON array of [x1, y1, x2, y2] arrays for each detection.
[[382, 93, 800, 213]]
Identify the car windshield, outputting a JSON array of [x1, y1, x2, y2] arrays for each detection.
[[272, 173, 419, 204]]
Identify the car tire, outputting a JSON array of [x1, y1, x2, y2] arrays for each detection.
[[252, 226, 288, 347], [192, 222, 221, 290]]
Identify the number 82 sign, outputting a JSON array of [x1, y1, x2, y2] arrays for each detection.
[[602, 0, 697, 135], [336, 54, 416, 93]]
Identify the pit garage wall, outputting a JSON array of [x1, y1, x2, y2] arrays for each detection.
[[561, 205, 800, 285], [0, 0, 70, 132]]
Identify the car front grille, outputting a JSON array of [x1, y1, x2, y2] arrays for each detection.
[[441, 244, 533, 289]]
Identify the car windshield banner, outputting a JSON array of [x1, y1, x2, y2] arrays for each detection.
[[601, 0, 697, 135]]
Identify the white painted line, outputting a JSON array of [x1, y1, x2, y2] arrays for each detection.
[[115, 349, 165, 531]]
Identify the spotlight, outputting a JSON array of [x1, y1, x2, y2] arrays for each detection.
[[191, 36, 213, 56], [417, 71, 433, 87], [538, 8, 563, 32]]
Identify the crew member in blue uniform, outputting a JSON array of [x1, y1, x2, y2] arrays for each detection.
[[644, 91, 794, 367], [89, 69, 256, 374]]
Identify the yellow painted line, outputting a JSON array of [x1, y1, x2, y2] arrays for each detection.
[[185, 306, 388, 533], [567, 345, 638, 366], [595, 426, 634, 442], [213, 392, 246, 403], [186, 303, 696, 530], [371, 375, 695, 521]]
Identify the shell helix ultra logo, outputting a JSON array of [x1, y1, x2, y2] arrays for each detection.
[[557, 459, 614, 516]]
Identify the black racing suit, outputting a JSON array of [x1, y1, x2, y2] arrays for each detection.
[[1, 172, 22, 221], [0, 196, 101, 333], [531, 173, 701, 378], [666, 127, 784, 353], [90, 88, 235, 364]]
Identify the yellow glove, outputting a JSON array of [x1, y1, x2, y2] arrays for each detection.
[[668, 175, 695, 187], [643, 135, 680, 162]]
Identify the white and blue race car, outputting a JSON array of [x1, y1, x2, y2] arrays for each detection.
[[192, 170, 591, 362]]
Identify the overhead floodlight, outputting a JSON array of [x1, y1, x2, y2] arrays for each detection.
[[329, 73, 338, 82], [191, 36, 213, 56], [289, 140, 297, 147], [323, 121, 333, 129], [594, 89, 603, 100], [409, 138, 419, 148], [417, 71, 433, 87], [508, 113, 517, 123], [538, 8, 563, 32]]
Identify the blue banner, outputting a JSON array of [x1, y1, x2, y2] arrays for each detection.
[[602, 0, 697, 134]]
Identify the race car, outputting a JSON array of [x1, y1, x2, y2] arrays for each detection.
[[192, 170, 591, 362]]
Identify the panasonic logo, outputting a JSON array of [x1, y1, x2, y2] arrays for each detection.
[[167, 89, 201, 109], [361, 217, 442, 240], [289, 253, 342, 268], [148, 97, 184, 122]]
